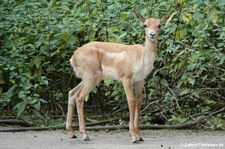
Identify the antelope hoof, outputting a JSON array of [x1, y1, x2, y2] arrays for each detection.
[[83, 135, 90, 141], [132, 137, 138, 144], [138, 137, 144, 141], [71, 135, 77, 139]]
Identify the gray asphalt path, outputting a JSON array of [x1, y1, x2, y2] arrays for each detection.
[[0, 130, 224, 149]]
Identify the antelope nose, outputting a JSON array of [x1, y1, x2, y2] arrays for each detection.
[[150, 32, 155, 37]]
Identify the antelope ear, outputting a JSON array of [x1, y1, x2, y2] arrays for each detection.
[[160, 11, 173, 24], [134, 11, 145, 23]]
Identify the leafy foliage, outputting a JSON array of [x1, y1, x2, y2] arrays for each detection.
[[0, 0, 224, 128]]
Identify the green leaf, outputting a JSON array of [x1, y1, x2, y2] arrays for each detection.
[[92, 86, 98, 94], [60, 33, 69, 42], [4, 85, 17, 99], [160, 79, 169, 87], [33, 101, 41, 111], [120, 13, 128, 19], [192, 91, 200, 98], [62, 6, 70, 12], [33, 56, 41, 69], [14, 101, 27, 118], [104, 80, 113, 87], [188, 78, 195, 85], [40, 99, 48, 104], [18, 91, 26, 99], [180, 89, 190, 96], [182, 13, 192, 24], [118, 32, 127, 39], [48, 0, 57, 8]]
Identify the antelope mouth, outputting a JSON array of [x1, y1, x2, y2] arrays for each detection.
[[148, 36, 156, 41]]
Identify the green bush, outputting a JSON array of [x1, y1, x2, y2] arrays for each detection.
[[0, 0, 224, 127]]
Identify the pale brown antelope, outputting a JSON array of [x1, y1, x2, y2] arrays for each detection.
[[66, 11, 172, 143]]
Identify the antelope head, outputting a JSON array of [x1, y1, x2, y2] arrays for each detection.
[[134, 11, 173, 42]]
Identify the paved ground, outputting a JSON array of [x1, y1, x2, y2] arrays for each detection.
[[0, 129, 224, 149]]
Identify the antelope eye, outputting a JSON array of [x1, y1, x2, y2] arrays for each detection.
[[143, 24, 147, 28], [158, 24, 161, 28]]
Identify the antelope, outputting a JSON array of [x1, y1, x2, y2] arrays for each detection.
[[66, 11, 172, 143]]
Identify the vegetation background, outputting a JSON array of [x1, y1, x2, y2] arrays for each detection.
[[0, 0, 224, 129]]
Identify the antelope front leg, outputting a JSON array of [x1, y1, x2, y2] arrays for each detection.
[[122, 78, 137, 143], [134, 81, 144, 141]]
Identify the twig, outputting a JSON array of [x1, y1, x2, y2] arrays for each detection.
[[85, 117, 98, 123], [199, 107, 225, 121], [167, 86, 181, 111], [86, 122, 200, 131], [0, 119, 32, 127], [0, 108, 224, 132], [141, 99, 161, 113], [56, 103, 67, 119]]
